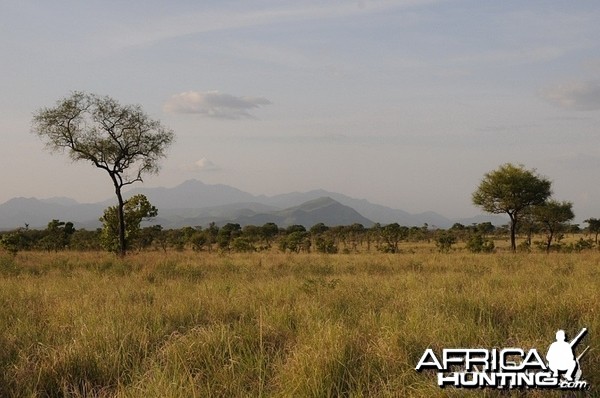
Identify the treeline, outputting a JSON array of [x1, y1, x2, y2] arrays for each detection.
[[1, 218, 599, 256]]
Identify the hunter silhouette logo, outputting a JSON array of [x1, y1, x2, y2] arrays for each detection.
[[415, 327, 590, 390], [546, 328, 589, 383]]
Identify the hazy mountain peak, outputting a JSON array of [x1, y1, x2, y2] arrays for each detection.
[[0, 180, 507, 230], [177, 179, 207, 188], [40, 197, 81, 206], [289, 196, 339, 211]]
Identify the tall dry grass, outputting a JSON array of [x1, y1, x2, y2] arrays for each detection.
[[0, 250, 598, 397]]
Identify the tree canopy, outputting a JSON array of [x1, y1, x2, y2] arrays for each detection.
[[532, 200, 574, 253], [472, 163, 552, 252]]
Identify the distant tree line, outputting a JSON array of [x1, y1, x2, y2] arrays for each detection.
[[1, 216, 598, 256]]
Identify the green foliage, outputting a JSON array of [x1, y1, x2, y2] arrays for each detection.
[[217, 223, 241, 252], [584, 218, 600, 244], [286, 224, 306, 234], [0, 233, 20, 256], [136, 225, 163, 251], [435, 231, 456, 253], [100, 194, 158, 253], [0, 229, 30, 256], [38, 219, 75, 251], [69, 229, 102, 251], [279, 231, 311, 253], [259, 222, 279, 248], [231, 237, 256, 252], [315, 235, 338, 254], [189, 231, 207, 251], [472, 163, 552, 251], [567, 238, 595, 252], [466, 234, 495, 253], [310, 222, 329, 236], [472, 163, 552, 214], [378, 223, 408, 253], [531, 200, 574, 253]]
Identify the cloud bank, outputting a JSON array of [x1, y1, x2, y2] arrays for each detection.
[[164, 91, 271, 119], [542, 80, 600, 110]]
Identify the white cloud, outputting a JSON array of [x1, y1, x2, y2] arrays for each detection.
[[163, 91, 271, 119], [180, 157, 221, 172], [541, 80, 600, 110], [194, 158, 221, 172]]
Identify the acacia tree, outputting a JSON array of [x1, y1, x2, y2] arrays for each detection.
[[584, 218, 600, 244], [472, 163, 551, 252], [32, 92, 174, 256], [532, 200, 574, 253]]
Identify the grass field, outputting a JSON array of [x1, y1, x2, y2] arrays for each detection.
[[1, 249, 598, 397]]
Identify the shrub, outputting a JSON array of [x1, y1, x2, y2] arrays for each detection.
[[435, 231, 456, 253], [315, 236, 338, 254], [466, 234, 495, 253]]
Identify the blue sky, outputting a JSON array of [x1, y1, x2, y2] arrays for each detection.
[[2, 0, 600, 221]]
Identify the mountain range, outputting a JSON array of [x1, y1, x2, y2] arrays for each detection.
[[0, 179, 506, 230]]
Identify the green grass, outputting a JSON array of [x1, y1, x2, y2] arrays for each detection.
[[1, 251, 599, 397]]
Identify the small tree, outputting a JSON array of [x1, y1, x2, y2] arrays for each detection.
[[32, 92, 174, 256], [435, 231, 456, 253], [0, 232, 25, 256], [532, 200, 574, 253], [100, 194, 158, 253], [379, 223, 408, 253], [472, 164, 552, 252], [584, 218, 600, 244], [280, 231, 311, 253], [466, 233, 495, 253], [190, 230, 208, 252], [39, 219, 75, 251], [217, 223, 242, 252], [260, 222, 279, 248]]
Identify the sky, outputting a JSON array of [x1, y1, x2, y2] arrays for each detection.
[[2, 0, 600, 222]]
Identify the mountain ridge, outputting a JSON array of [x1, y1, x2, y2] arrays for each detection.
[[0, 179, 507, 229]]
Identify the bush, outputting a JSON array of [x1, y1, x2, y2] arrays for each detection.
[[564, 238, 594, 253], [466, 234, 495, 253], [315, 236, 338, 254], [231, 237, 256, 253], [435, 231, 456, 253]]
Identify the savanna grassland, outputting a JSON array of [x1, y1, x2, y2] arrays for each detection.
[[1, 247, 599, 397]]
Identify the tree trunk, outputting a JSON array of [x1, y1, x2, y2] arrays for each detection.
[[546, 230, 553, 254], [115, 187, 126, 257], [110, 174, 127, 257], [509, 213, 517, 252]]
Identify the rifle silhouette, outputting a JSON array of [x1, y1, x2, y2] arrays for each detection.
[[569, 328, 587, 348], [574, 336, 590, 382], [577, 345, 589, 361]]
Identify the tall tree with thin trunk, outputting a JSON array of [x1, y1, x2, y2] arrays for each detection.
[[472, 163, 552, 252], [32, 91, 174, 257]]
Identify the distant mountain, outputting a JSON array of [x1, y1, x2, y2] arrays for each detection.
[[0, 197, 104, 229], [235, 197, 374, 228], [120, 179, 257, 209], [0, 179, 507, 230], [39, 197, 81, 206]]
